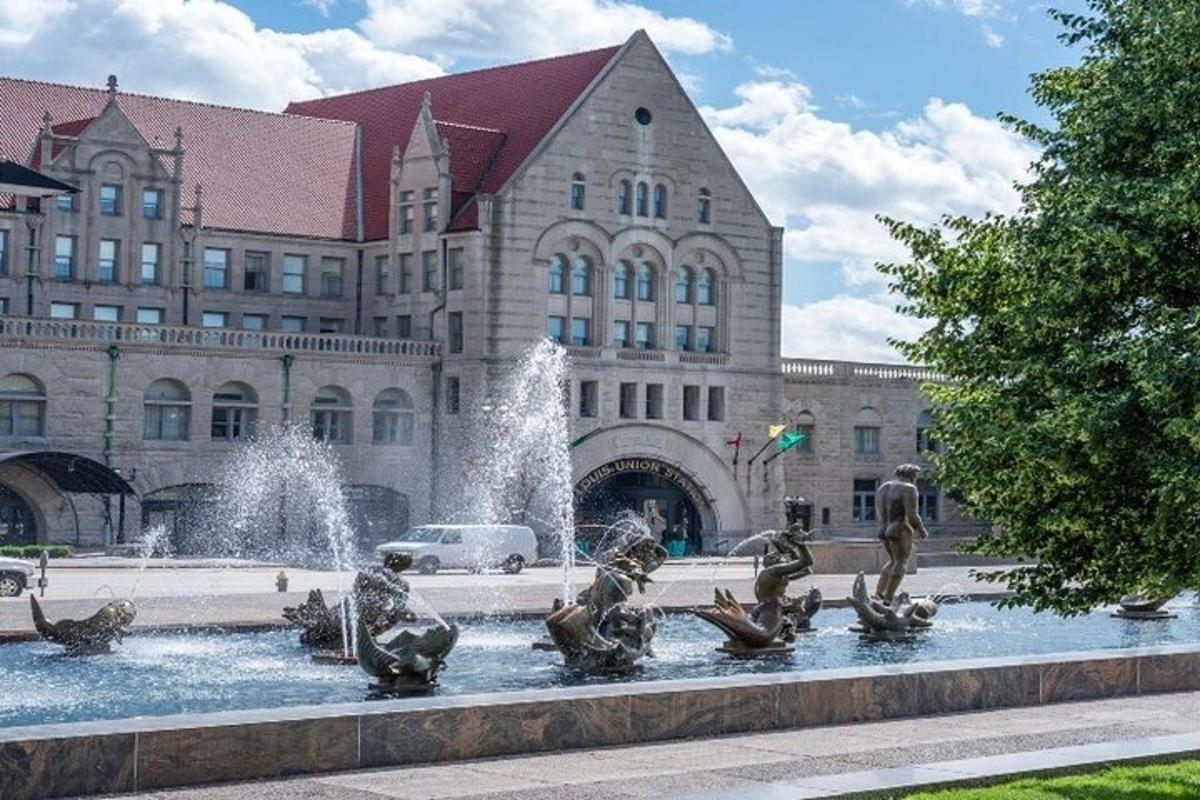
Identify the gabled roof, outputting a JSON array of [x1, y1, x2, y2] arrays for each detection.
[[287, 45, 620, 240], [0, 78, 360, 239]]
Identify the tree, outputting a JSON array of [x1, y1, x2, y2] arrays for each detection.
[[879, 0, 1200, 614]]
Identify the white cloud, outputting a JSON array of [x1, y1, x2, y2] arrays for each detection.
[[0, 0, 444, 110], [359, 0, 732, 63], [983, 27, 1005, 47], [781, 296, 929, 362], [902, 0, 1006, 17]]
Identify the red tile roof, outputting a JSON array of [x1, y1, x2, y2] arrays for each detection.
[[287, 45, 620, 240], [0, 78, 359, 239]]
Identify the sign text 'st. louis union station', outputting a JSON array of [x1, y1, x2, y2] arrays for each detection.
[[0, 32, 980, 553]]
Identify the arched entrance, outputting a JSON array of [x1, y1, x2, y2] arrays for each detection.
[[0, 484, 38, 546], [574, 457, 711, 555]]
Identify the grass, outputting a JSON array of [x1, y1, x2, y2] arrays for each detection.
[[902, 759, 1200, 799]]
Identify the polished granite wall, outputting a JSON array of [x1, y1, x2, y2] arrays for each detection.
[[3, 644, 1199, 799]]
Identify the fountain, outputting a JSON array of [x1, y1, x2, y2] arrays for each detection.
[[545, 523, 667, 672], [354, 606, 458, 694], [847, 572, 939, 641], [29, 596, 136, 655], [1114, 595, 1177, 620]]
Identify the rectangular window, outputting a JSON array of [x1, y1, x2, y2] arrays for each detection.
[[446, 376, 460, 415], [50, 302, 78, 319], [613, 320, 630, 349], [282, 254, 306, 294], [570, 317, 590, 346], [244, 251, 268, 292], [619, 382, 638, 419], [398, 190, 414, 234], [141, 188, 162, 219], [398, 253, 412, 294], [696, 326, 715, 353], [579, 380, 598, 418], [375, 254, 390, 295], [854, 425, 880, 455], [853, 478, 878, 522], [98, 239, 119, 283], [421, 250, 438, 292], [241, 313, 266, 330], [99, 183, 121, 215], [918, 483, 939, 522], [674, 325, 691, 351], [202, 247, 229, 289], [448, 311, 463, 353], [635, 322, 655, 350], [56, 193, 76, 212], [320, 257, 344, 297], [136, 307, 163, 324], [54, 235, 75, 280], [396, 315, 412, 338], [423, 187, 438, 232], [92, 304, 121, 322], [571, 181, 586, 211], [682, 385, 700, 421], [281, 315, 305, 332], [545, 315, 565, 343], [645, 383, 663, 419], [0, 229, 8, 276], [202, 311, 228, 328], [319, 317, 344, 333], [707, 386, 725, 422], [0, 298, 8, 314], [373, 316, 388, 337], [448, 247, 464, 290], [140, 242, 160, 285]]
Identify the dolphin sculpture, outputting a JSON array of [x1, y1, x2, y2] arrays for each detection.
[[30, 595, 136, 655], [355, 615, 458, 693]]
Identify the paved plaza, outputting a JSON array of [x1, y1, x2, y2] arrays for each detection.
[[0, 560, 993, 635], [80, 691, 1200, 799]]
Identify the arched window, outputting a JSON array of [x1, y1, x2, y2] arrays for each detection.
[[0, 374, 45, 437], [312, 385, 352, 444], [570, 172, 586, 211], [916, 409, 936, 453], [373, 388, 414, 445], [635, 181, 648, 217], [795, 410, 816, 454], [636, 262, 655, 301], [211, 382, 257, 441], [547, 255, 566, 294], [697, 268, 715, 305], [571, 256, 591, 296], [854, 407, 883, 455], [614, 262, 631, 299], [617, 180, 631, 215], [697, 187, 711, 224], [144, 378, 190, 441], [674, 267, 692, 304], [653, 183, 667, 219]]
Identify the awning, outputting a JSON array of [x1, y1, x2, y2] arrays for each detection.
[[0, 160, 79, 198], [0, 451, 135, 494]]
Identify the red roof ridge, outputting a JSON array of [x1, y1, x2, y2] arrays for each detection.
[[288, 43, 622, 108], [0, 75, 358, 129], [433, 119, 506, 135]]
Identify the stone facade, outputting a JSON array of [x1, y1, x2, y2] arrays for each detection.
[[0, 33, 978, 552]]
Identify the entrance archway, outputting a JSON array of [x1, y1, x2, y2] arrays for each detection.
[[574, 458, 709, 554], [0, 484, 38, 546]]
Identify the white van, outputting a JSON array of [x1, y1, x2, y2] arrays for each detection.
[[375, 524, 538, 575]]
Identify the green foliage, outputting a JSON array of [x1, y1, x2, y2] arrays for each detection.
[[903, 759, 1200, 798], [879, 0, 1200, 613], [0, 545, 72, 559]]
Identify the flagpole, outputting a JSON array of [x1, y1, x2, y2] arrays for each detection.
[[746, 425, 787, 468]]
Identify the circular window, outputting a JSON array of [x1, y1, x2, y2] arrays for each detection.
[[634, 107, 653, 126]]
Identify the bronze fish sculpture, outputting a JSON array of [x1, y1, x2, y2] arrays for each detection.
[[30, 595, 136, 655]]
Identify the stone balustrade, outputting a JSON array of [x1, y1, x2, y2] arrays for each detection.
[[0, 316, 440, 359], [782, 357, 944, 383]]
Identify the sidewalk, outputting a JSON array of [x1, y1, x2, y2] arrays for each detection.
[[86, 690, 1200, 799]]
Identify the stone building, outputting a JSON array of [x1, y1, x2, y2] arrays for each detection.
[[0, 32, 978, 554]]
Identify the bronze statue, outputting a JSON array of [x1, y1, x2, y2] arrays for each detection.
[[545, 528, 667, 672], [356, 614, 458, 694], [1114, 595, 1175, 620], [30, 595, 136, 655], [283, 552, 415, 649], [875, 464, 930, 602], [694, 525, 820, 654], [847, 572, 937, 641]]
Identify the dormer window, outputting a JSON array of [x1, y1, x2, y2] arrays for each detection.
[[423, 187, 439, 232], [398, 190, 414, 234], [570, 173, 586, 211], [142, 189, 162, 219], [99, 184, 121, 216]]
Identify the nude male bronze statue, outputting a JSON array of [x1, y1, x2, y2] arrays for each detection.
[[874, 464, 930, 602]]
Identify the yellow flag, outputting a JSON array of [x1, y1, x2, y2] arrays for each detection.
[[768, 424, 787, 439]]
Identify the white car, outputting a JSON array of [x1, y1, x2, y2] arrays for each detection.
[[376, 524, 538, 575], [0, 557, 35, 597]]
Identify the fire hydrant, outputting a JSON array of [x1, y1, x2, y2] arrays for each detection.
[[275, 570, 289, 593]]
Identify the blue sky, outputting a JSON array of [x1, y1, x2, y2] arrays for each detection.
[[0, 0, 1087, 360]]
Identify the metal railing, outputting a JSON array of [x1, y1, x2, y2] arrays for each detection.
[[0, 316, 440, 358]]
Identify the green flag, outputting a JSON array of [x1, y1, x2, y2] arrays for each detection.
[[776, 430, 805, 452]]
